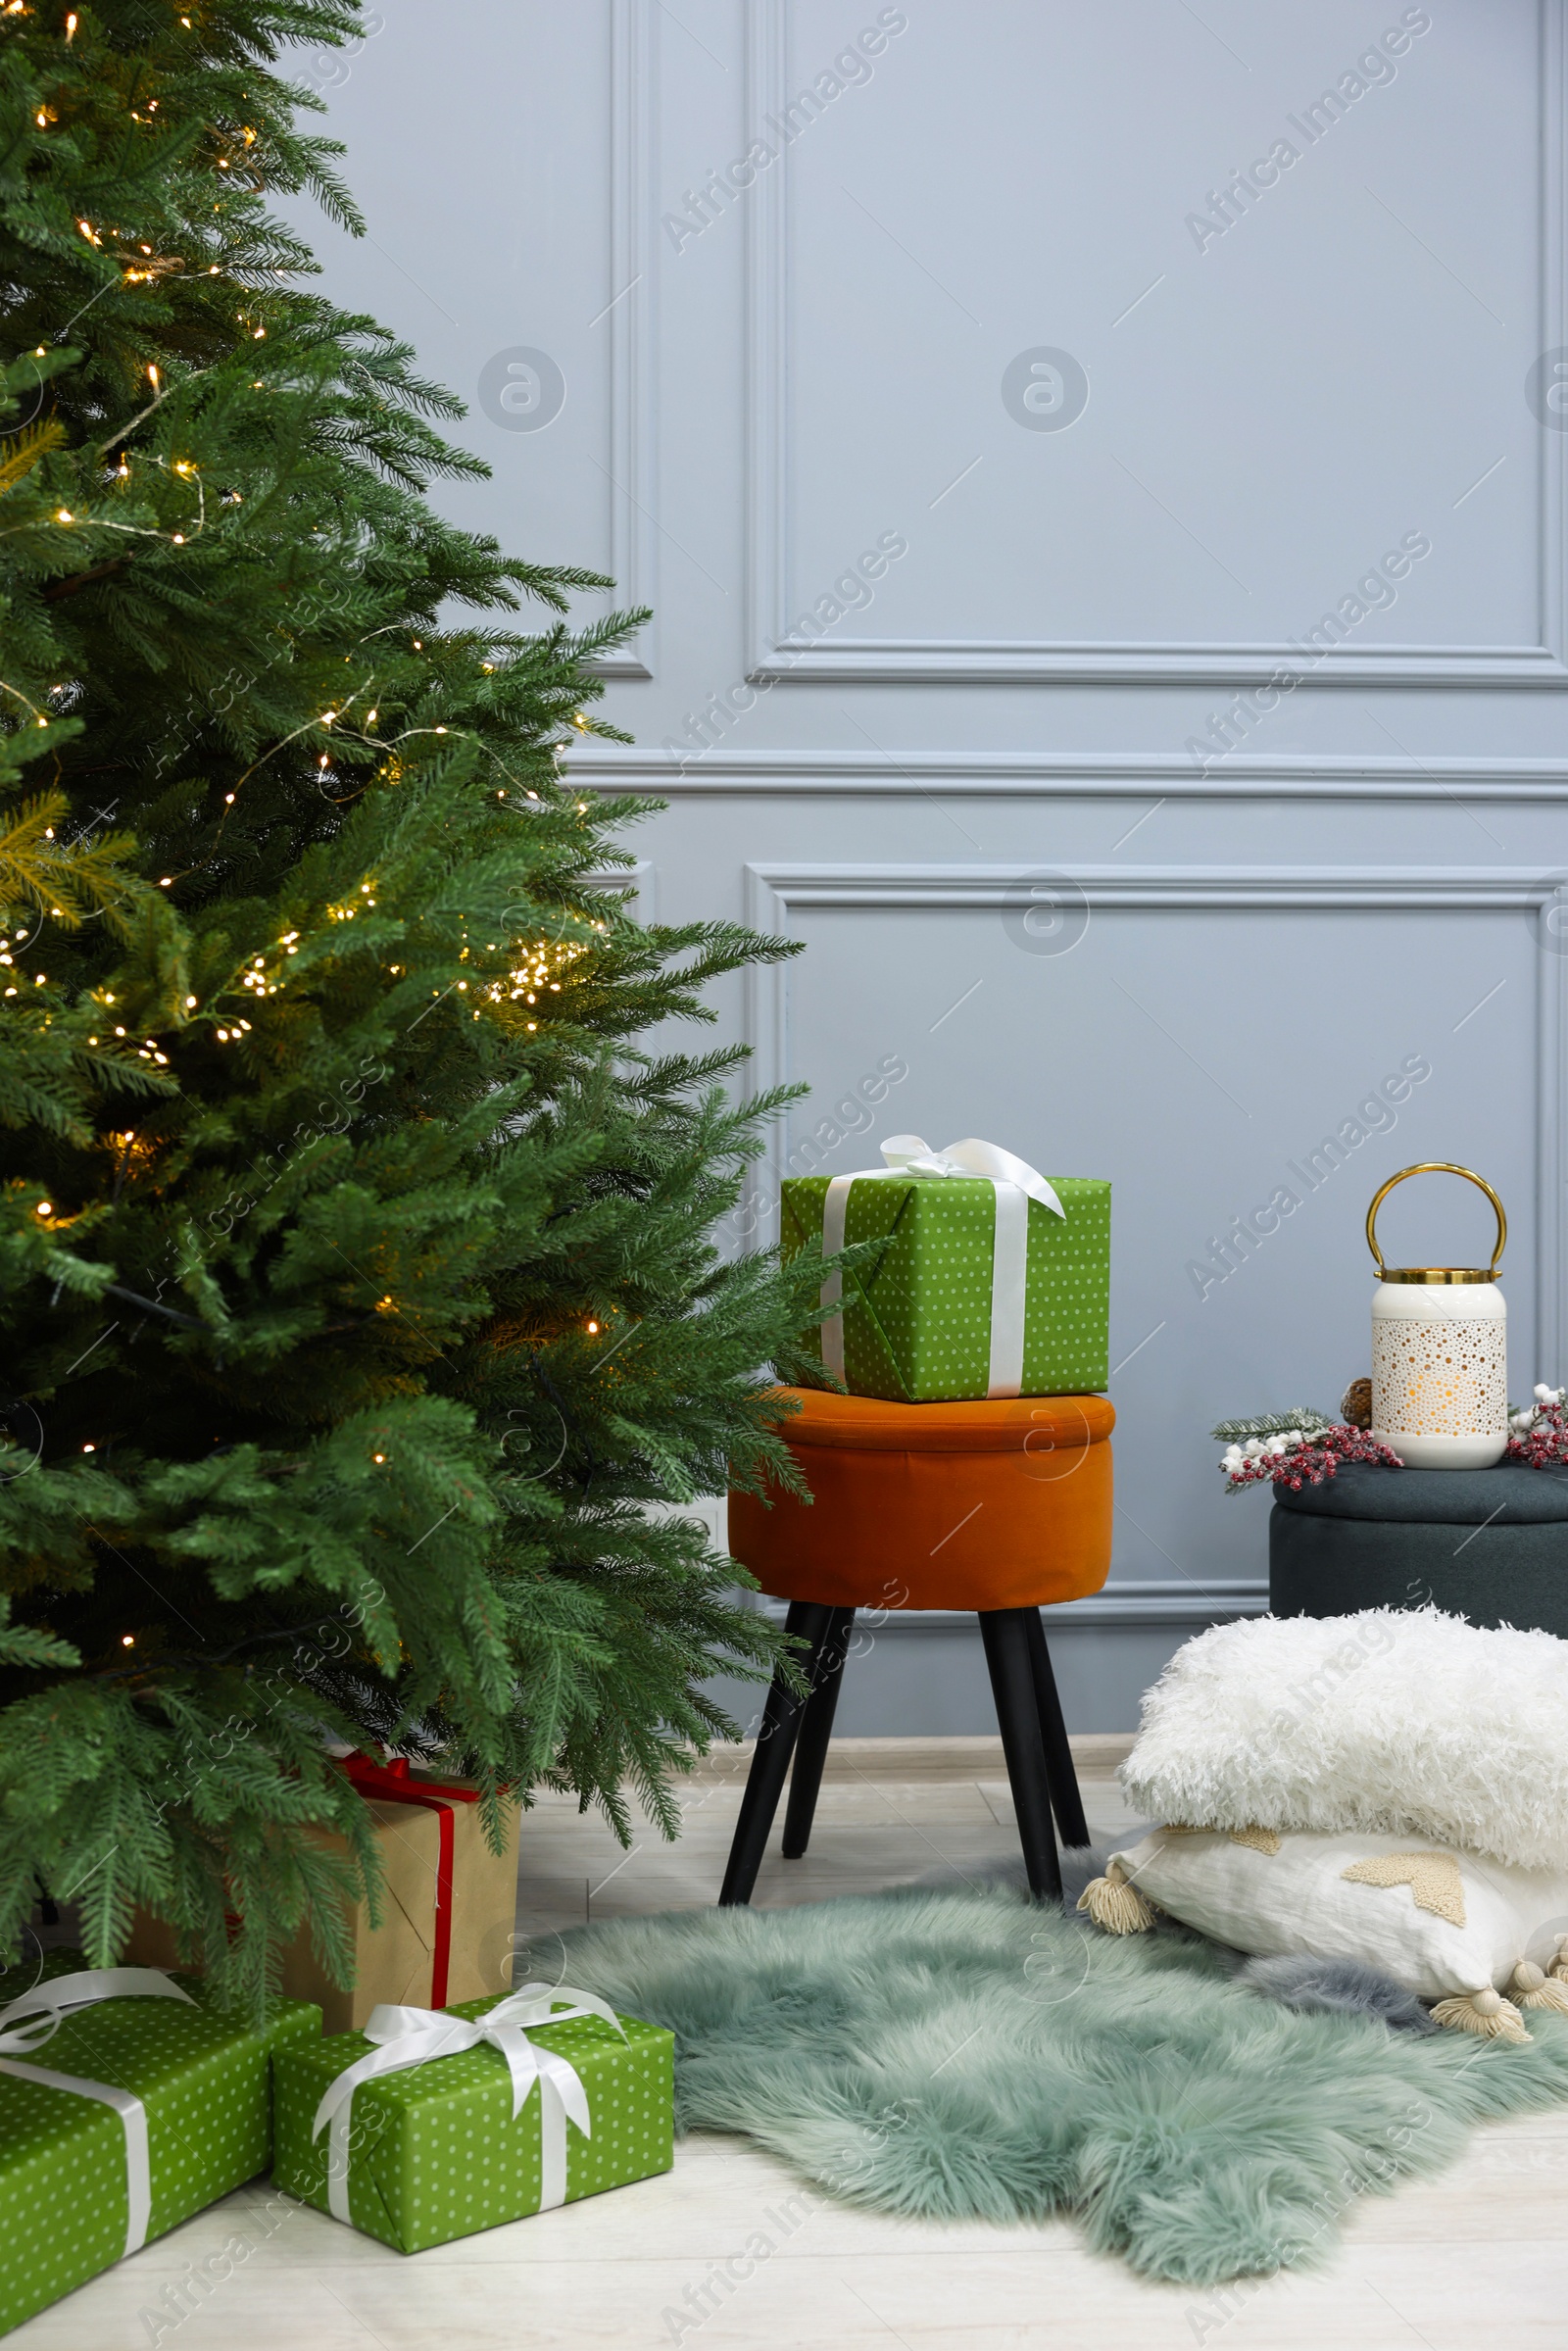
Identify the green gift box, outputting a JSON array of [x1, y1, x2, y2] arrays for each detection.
[[270, 1982, 673, 2253], [0, 1950, 320, 2339], [782, 1136, 1110, 1402]]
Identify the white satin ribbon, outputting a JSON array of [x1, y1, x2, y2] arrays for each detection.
[[310, 1981, 626, 2223], [0, 1965, 198, 2256], [819, 1136, 1065, 1397]]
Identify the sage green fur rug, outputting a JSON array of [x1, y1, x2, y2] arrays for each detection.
[[559, 1882, 1568, 2285]]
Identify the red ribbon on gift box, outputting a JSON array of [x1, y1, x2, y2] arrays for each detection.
[[338, 1753, 481, 2008]]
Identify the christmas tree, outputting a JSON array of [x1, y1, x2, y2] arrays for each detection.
[[0, 0, 826, 2006]]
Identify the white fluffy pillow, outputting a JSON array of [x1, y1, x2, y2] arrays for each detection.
[[1101, 1827, 1568, 2015], [1119, 1607, 1568, 1873]]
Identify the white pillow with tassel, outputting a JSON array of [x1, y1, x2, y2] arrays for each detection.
[[1082, 1826, 1568, 2041]]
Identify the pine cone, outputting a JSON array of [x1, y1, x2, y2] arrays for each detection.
[[1341, 1377, 1373, 1430]]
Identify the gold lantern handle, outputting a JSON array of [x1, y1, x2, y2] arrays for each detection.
[[1365, 1162, 1507, 1282]]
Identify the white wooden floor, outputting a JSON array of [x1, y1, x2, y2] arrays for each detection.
[[20, 1741, 1568, 2350]]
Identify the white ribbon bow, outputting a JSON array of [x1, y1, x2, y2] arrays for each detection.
[[819, 1136, 1065, 1398], [877, 1136, 1066, 1217], [0, 1966, 198, 2257], [311, 1981, 626, 2223]]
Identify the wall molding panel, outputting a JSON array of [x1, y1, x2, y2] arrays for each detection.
[[744, 0, 1568, 688], [741, 861, 1568, 1381], [595, 0, 658, 679], [570, 747, 1568, 801], [749, 1579, 1270, 1635]]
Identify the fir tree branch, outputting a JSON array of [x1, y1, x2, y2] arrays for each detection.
[[40, 558, 133, 603]]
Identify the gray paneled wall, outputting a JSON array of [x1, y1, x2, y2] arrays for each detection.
[[299, 0, 1568, 1729]]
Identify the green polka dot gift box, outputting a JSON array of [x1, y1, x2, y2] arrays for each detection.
[[270, 1983, 674, 2254], [781, 1137, 1110, 1402], [0, 1948, 321, 2339]]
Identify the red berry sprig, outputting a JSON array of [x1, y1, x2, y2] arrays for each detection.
[[1506, 1387, 1568, 1469], [1220, 1423, 1403, 1494]]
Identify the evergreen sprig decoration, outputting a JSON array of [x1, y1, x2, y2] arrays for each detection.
[[1209, 1408, 1335, 1444], [0, 0, 834, 2009], [1212, 1409, 1400, 1494]]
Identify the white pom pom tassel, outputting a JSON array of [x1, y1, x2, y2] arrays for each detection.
[[1430, 1985, 1532, 2043], [1511, 1961, 1568, 2014]]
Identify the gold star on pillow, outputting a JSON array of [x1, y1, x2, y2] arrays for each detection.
[[1341, 1850, 1466, 1928]]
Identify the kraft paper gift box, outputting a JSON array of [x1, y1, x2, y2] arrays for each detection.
[[130, 1754, 521, 2033], [0, 1950, 319, 2339], [781, 1135, 1110, 1402], [270, 1984, 674, 2253]]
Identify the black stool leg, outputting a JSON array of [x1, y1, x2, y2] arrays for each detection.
[[1024, 1607, 1091, 1850], [978, 1608, 1063, 1903], [782, 1606, 856, 1859], [718, 1600, 837, 1906]]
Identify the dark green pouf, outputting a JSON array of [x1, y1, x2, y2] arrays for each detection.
[[1270, 1461, 1568, 1636]]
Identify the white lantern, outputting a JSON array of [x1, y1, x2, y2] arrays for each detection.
[[1366, 1163, 1508, 1470]]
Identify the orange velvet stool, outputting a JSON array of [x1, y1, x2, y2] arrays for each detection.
[[719, 1388, 1115, 1906], [728, 1389, 1115, 1611]]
